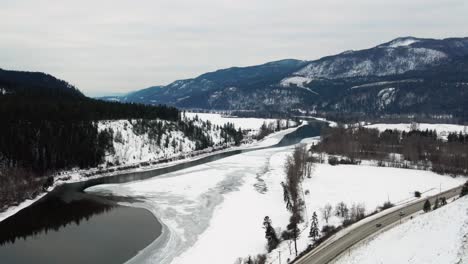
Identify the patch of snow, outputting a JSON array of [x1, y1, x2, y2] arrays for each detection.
[[377, 87, 396, 110], [294, 116, 338, 127], [184, 112, 296, 132], [294, 48, 447, 79], [350, 79, 422, 89], [331, 196, 468, 264], [280, 76, 313, 89], [387, 38, 420, 48]]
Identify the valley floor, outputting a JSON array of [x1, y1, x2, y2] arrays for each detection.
[[87, 136, 464, 264], [0, 120, 298, 222]]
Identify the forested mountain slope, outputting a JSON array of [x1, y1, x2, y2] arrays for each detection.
[[103, 37, 468, 121]]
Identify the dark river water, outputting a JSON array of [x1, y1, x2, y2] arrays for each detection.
[[0, 121, 324, 264]]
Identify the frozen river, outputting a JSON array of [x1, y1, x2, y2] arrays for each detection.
[[0, 122, 324, 264]]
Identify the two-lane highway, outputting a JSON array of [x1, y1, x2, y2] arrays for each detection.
[[294, 185, 463, 264]]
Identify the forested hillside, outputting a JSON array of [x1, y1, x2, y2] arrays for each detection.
[[0, 69, 242, 210]]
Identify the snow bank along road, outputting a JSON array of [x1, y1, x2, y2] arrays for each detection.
[[294, 185, 464, 264]]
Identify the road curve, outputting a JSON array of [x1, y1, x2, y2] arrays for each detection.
[[294, 185, 464, 264]]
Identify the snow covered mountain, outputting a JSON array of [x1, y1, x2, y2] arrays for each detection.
[[102, 37, 468, 118]]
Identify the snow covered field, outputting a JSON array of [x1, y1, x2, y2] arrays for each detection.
[[184, 112, 295, 132], [365, 123, 467, 139], [87, 136, 464, 264], [331, 196, 468, 264]]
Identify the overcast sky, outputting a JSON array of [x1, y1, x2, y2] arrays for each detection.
[[1, 0, 467, 96]]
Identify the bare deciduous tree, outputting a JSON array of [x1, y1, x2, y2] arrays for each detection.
[[320, 203, 333, 224]]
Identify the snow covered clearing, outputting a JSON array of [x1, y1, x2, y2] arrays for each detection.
[[294, 116, 338, 128], [280, 76, 313, 89], [184, 112, 296, 132], [350, 79, 422, 89], [331, 196, 468, 264], [365, 123, 468, 139], [87, 138, 463, 264]]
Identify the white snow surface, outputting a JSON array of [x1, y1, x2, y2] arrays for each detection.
[[87, 137, 464, 264], [184, 112, 295, 132], [98, 120, 206, 165], [331, 196, 468, 264], [365, 123, 468, 139], [387, 38, 420, 48], [280, 76, 313, 88], [377, 87, 396, 110]]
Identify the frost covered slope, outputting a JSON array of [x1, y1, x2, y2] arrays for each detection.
[[97, 119, 224, 165], [291, 47, 447, 80], [332, 196, 468, 264]]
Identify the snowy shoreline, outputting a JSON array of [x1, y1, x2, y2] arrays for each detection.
[[85, 123, 465, 264], [0, 124, 302, 224]]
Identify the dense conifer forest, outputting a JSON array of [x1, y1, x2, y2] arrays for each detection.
[[0, 69, 241, 209]]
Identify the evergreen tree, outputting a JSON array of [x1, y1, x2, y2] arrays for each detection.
[[461, 181, 468, 198], [423, 199, 431, 212], [433, 197, 440, 210], [263, 216, 279, 252], [309, 211, 319, 242]]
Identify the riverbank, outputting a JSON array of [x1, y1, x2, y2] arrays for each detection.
[[0, 124, 302, 223], [86, 126, 465, 264]]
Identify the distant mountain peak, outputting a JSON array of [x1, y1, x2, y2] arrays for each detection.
[[378, 36, 421, 48]]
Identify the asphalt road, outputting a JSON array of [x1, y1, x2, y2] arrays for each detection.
[[294, 185, 464, 264]]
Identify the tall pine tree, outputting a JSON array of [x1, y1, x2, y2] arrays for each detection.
[[263, 216, 279, 252], [423, 199, 432, 212], [309, 211, 319, 242]]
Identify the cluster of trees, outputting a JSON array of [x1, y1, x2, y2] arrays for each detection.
[[133, 117, 244, 152], [423, 196, 448, 213], [241, 254, 266, 264], [263, 216, 279, 252], [313, 126, 468, 176], [256, 120, 292, 140], [0, 168, 52, 211], [281, 144, 314, 256], [1, 121, 114, 174], [318, 202, 366, 227]]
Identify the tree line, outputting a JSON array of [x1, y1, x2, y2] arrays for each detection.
[[312, 125, 468, 176]]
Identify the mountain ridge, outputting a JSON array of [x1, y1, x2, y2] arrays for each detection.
[[100, 36, 468, 120]]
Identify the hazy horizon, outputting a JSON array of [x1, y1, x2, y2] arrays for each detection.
[[2, 0, 467, 97]]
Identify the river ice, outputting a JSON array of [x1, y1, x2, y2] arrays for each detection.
[[86, 126, 464, 264]]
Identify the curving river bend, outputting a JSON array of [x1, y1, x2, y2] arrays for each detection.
[[0, 122, 324, 264]]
